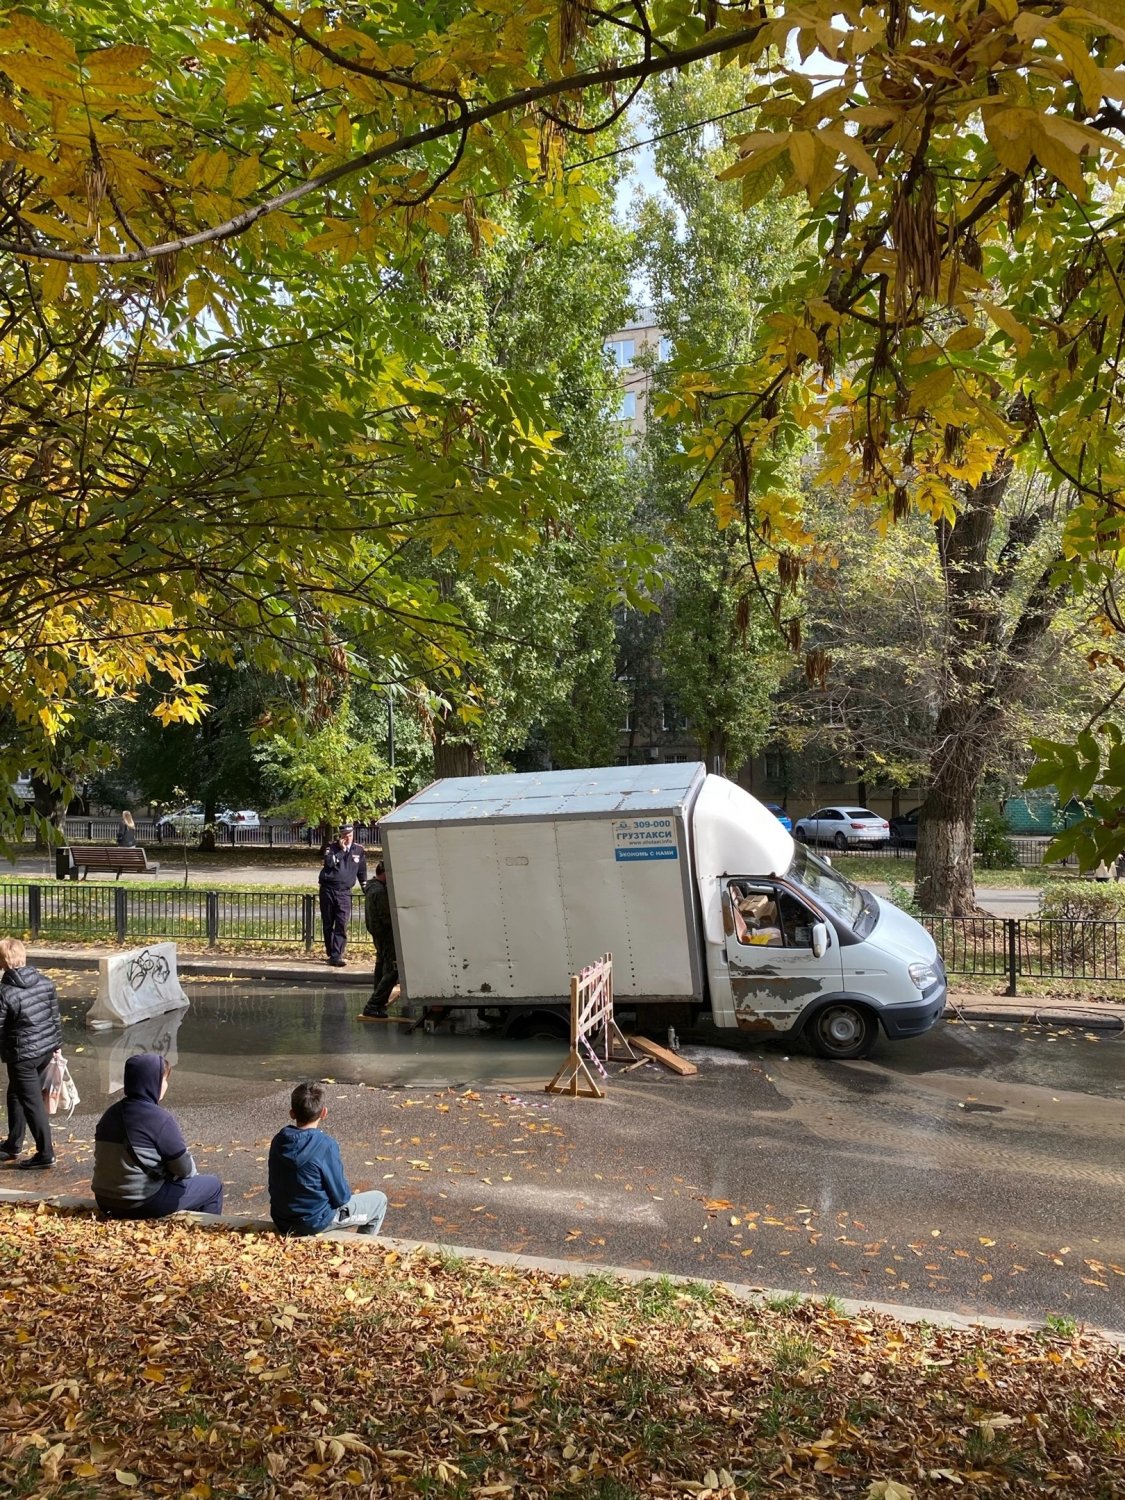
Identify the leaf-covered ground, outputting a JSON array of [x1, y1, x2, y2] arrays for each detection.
[[1, 1209, 1122, 1498]]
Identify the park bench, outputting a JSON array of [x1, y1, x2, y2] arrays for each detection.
[[55, 846, 160, 881]]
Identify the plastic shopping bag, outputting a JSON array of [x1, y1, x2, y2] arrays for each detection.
[[58, 1054, 80, 1120], [41, 1051, 64, 1116], [41, 1050, 79, 1120]]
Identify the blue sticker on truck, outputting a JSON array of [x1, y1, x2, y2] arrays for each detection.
[[612, 817, 679, 862]]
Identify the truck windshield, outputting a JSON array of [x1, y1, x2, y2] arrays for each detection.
[[787, 845, 866, 927]]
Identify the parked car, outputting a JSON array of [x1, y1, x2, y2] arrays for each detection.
[[889, 807, 922, 847], [794, 807, 891, 851], [763, 802, 793, 832], [155, 805, 204, 836], [216, 809, 261, 828]]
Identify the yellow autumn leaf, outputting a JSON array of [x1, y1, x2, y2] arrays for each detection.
[[40, 259, 68, 304], [224, 64, 252, 105], [982, 300, 1032, 357], [229, 153, 260, 199]]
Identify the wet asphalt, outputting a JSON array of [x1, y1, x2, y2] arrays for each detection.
[[13, 974, 1125, 1331]]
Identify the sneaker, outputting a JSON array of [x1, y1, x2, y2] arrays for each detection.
[[17, 1155, 55, 1171]]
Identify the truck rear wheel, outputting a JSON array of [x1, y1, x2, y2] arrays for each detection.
[[506, 1011, 570, 1042], [806, 1003, 876, 1060]]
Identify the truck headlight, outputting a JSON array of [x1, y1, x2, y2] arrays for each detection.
[[908, 962, 939, 990]]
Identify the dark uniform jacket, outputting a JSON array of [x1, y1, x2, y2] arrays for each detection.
[[0, 965, 63, 1064], [364, 877, 395, 956], [319, 840, 367, 893]]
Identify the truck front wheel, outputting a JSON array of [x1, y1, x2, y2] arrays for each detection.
[[806, 1003, 876, 1060]]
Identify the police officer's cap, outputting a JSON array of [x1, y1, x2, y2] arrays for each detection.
[[338, 821, 354, 834]]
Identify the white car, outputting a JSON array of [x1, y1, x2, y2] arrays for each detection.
[[794, 806, 890, 851], [216, 809, 260, 828]]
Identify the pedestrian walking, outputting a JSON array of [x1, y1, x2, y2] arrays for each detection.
[[318, 823, 367, 967], [362, 862, 398, 1017], [0, 937, 63, 1170], [116, 810, 137, 848]]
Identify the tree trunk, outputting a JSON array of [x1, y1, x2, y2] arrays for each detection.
[[890, 786, 901, 819], [913, 462, 1063, 915], [30, 776, 66, 851], [705, 729, 727, 777], [914, 701, 985, 915], [433, 732, 485, 779]]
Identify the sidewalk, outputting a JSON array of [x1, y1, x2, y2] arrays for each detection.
[[29, 944, 372, 986], [25, 943, 1125, 1025], [4, 1188, 1121, 1344]]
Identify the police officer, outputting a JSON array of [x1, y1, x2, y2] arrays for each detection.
[[318, 823, 367, 967]]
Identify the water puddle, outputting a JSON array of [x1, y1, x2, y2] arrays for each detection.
[[54, 980, 567, 1109]]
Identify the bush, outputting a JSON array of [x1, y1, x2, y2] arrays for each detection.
[[1038, 879, 1125, 921], [974, 802, 1018, 869], [1038, 879, 1125, 973]]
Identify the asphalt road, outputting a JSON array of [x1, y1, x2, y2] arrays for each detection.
[[18, 977, 1125, 1332]]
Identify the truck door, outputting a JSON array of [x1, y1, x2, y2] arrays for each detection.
[[718, 879, 844, 1034]]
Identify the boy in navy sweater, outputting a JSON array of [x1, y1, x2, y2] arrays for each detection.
[[268, 1082, 387, 1237]]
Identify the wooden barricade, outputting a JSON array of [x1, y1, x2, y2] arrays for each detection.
[[545, 953, 635, 1098]]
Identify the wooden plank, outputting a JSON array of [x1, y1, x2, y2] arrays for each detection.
[[625, 1034, 698, 1076]]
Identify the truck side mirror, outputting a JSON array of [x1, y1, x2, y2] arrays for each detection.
[[811, 922, 829, 958]]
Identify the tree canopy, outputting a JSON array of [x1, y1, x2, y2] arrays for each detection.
[[3, 0, 1125, 857]]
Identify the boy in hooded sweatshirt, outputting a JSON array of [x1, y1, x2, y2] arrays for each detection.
[[269, 1081, 387, 1236], [92, 1054, 224, 1218]]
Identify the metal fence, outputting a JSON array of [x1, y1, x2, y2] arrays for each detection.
[[17, 818, 381, 849], [0, 881, 337, 950], [2, 881, 1124, 990], [826, 837, 1069, 870]]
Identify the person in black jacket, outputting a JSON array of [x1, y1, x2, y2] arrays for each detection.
[[362, 862, 398, 1018], [318, 823, 367, 966], [116, 811, 137, 848], [0, 938, 63, 1170]]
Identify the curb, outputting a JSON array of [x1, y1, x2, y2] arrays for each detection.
[[949, 999, 1125, 1032], [30, 948, 372, 987], [2, 1190, 1122, 1347]]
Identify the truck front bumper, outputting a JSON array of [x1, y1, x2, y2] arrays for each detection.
[[879, 981, 947, 1039]]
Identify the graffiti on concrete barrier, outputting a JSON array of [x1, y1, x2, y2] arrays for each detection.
[[126, 949, 171, 990]]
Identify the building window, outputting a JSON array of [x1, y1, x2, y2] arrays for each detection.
[[615, 390, 637, 422], [662, 700, 685, 733], [765, 751, 784, 780], [605, 338, 635, 369], [658, 336, 673, 361]]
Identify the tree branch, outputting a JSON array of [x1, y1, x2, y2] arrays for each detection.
[[0, 22, 766, 267]]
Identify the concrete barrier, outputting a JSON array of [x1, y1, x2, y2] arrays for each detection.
[[87, 942, 189, 1028]]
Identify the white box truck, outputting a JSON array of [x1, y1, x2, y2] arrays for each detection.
[[378, 763, 946, 1059]]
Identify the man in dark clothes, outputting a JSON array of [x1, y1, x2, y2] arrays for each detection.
[[0, 937, 63, 1170], [362, 861, 398, 1018], [91, 1054, 224, 1218], [318, 822, 367, 966]]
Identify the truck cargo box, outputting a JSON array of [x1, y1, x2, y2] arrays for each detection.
[[379, 763, 708, 1005]]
